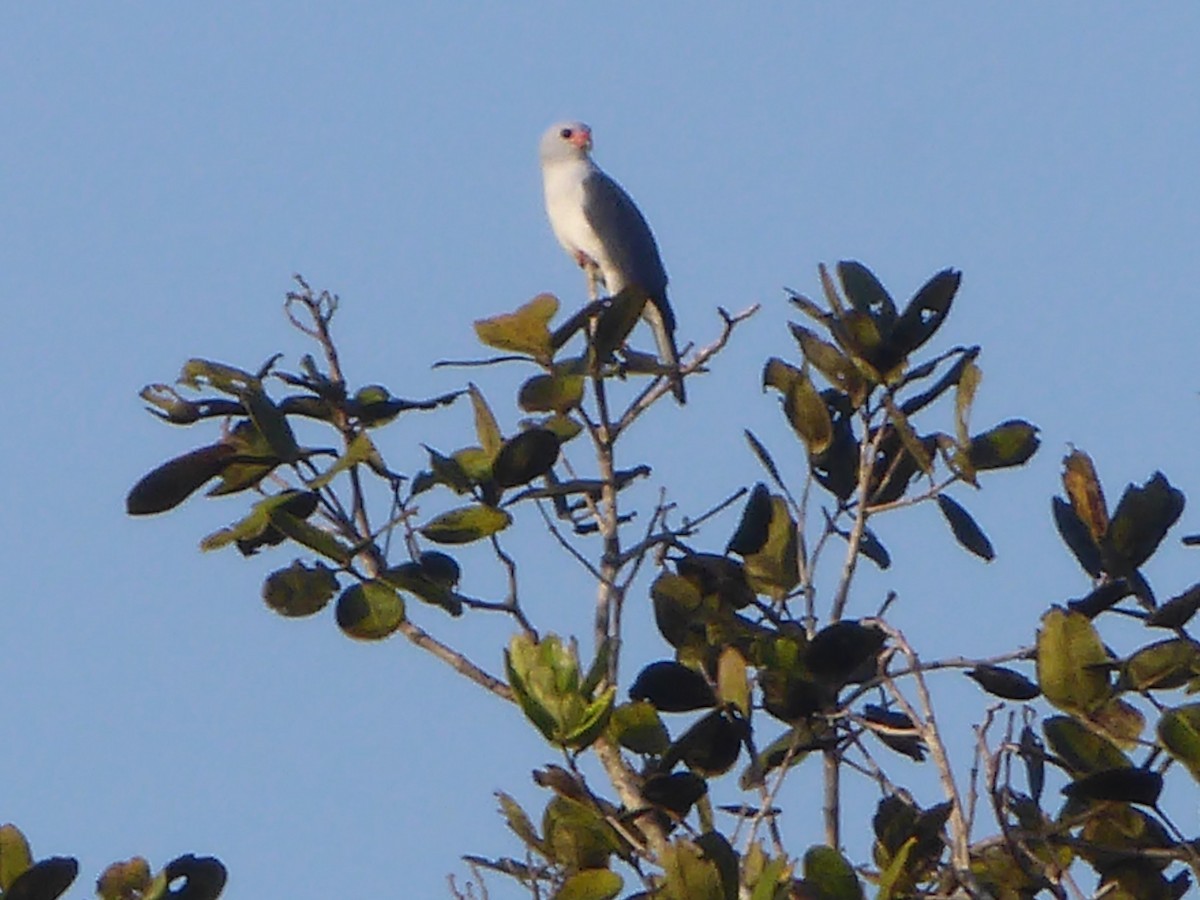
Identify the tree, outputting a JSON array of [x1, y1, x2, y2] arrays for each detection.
[[17, 262, 1193, 899]]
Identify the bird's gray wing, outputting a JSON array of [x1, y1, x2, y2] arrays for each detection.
[[581, 171, 673, 328]]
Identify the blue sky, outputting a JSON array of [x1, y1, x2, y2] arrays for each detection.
[[2, 5, 1199, 898]]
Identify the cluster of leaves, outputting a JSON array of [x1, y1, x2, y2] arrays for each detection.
[[114, 266, 1200, 900], [483, 263, 1049, 899], [0, 824, 224, 900]]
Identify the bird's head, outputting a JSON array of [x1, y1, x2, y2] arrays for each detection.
[[540, 121, 593, 164]]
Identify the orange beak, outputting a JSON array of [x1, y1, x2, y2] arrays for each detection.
[[569, 127, 592, 151]]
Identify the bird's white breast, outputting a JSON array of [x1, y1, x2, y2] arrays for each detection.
[[543, 160, 606, 265]]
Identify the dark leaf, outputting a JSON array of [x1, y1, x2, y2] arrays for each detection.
[[663, 710, 745, 776], [935, 494, 995, 561], [838, 260, 897, 331], [856, 527, 891, 569], [1106, 472, 1185, 572], [126, 444, 237, 515], [641, 772, 707, 817], [5, 858, 79, 900], [726, 483, 772, 556], [1019, 726, 1045, 804], [675, 554, 755, 610], [966, 665, 1040, 701], [862, 704, 926, 761], [1147, 583, 1200, 629], [650, 573, 706, 649], [1052, 496, 1103, 577], [1067, 580, 1133, 618], [890, 268, 960, 358], [1061, 767, 1162, 806], [743, 430, 785, 490], [805, 621, 886, 687], [382, 560, 465, 617], [493, 428, 561, 489], [967, 419, 1040, 470], [593, 286, 648, 361], [161, 855, 228, 900], [239, 385, 300, 464], [629, 661, 717, 713], [898, 346, 980, 417]]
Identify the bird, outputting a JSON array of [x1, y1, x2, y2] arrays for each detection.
[[539, 121, 686, 404]]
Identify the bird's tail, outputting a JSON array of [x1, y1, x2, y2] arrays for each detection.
[[643, 299, 686, 405]]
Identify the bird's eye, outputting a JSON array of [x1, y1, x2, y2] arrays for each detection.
[[560, 128, 573, 139]]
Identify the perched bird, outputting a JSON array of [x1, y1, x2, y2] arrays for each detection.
[[539, 121, 685, 404]]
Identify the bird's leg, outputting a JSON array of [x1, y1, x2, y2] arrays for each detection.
[[574, 251, 602, 302]]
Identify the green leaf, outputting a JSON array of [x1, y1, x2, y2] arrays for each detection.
[[420, 504, 512, 544], [789, 324, 867, 406], [206, 419, 279, 496], [1105, 471, 1185, 571], [307, 431, 379, 490], [518, 371, 585, 414], [199, 490, 318, 554], [1036, 607, 1112, 714], [335, 581, 405, 640], [178, 358, 256, 394], [1147, 583, 1200, 629], [651, 572, 706, 648], [553, 868, 622, 900], [1157, 704, 1200, 781], [660, 839, 724, 900], [1120, 639, 1200, 691], [1062, 450, 1109, 545], [693, 832, 739, 900], [953, 360, 981, 447], [609, 701, 670, 755], [935, 494, 995, 561], [764, 358, 832, 456], [876, 836, 917, 900], [473, 293, 558, 362], [0, 824, 33, 892], [492, 428, 560, 489], [562, 686, 616, 750], [468, 383, 503, 459], [739, 495, 799, 599], [239, 385, 300, 464], [96, 858, 152, 900], [267, 510, 354, 564], [803, 844, 864, 900], [542, 796, 623, 872], [629, 661, 717, 712], [496, 792, 543, 853], [1043, 715, 1131, 774], [748, 854, 790, 900], [717, 647, 750, 716], [967, 419, 1040, 470], [126, 443, 238, 515], [262, 561, 339, 617]]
